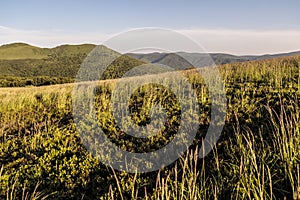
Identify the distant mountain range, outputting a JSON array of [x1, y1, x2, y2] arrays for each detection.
[[127, 51, 300, 68], [0, 42, 299, 82]]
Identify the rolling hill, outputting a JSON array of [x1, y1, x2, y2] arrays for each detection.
[[0, 42, 299, 87], [0, 43, 145, 86], [0, 43, 51, 60]]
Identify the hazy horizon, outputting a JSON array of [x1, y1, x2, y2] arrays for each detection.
[[1, 41, 300, 57]]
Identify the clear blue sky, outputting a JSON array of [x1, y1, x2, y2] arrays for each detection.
[[1, 0, 300, 54], [1, 0, 299, 31]]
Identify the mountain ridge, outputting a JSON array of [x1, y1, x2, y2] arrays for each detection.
[[0, 42, 300, 87], [127, 51, 300, 67], [1, 42, 299, 61]]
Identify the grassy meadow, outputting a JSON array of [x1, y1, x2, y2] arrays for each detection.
[[0, 55, 299, 199]]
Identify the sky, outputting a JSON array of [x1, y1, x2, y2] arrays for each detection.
[[0, 0, 300, 55]]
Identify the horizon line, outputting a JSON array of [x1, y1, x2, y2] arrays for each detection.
[[1, 41, 300, 57]]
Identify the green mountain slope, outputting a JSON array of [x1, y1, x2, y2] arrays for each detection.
[[0, 43, 51, 60], [0, 43, 144, 87], [0, 44, 96, 77]]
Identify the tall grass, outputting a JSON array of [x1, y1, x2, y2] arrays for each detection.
[[0, 55, 300, 199]]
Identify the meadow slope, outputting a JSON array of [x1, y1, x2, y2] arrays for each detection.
[[0, 56, 299, 199]]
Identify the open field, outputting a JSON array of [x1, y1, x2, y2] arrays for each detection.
[[0, 56, 300, 199]]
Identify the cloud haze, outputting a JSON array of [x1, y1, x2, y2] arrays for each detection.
[[0, 25, 109, 48], [0, 25, 299, 55], [180, 28, 300, 55]]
